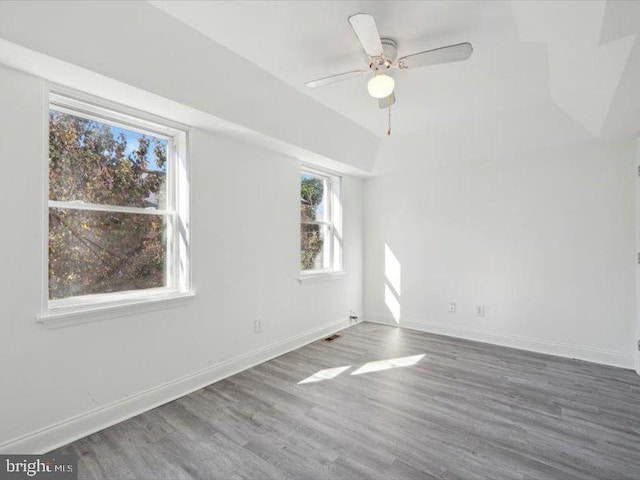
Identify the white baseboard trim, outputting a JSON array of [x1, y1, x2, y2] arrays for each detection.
[[364, 312, 633, 369], [0, 318, 356, 454]]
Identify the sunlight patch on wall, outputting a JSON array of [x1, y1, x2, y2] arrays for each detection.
[[384, 243, 402, 323], [384, 284, 401, 323], [385, 244, 401, 295]]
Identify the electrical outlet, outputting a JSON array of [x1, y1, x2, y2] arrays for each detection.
[[475, 305, 485, 317], [448, 303, 456, 313], [254, 318, 262, 334]]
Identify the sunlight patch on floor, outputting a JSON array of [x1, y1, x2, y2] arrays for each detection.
[[298, 354, 426, 384], [351, 354, 425, 376], [298, 365, 352, 384]]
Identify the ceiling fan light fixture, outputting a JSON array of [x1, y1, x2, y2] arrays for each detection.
[[367, 73, 395, 99]]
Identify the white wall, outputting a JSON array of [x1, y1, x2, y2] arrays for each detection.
[[636, 137, 640, 375], [364, 137, 637, 368], [0, 64, 363, 453]]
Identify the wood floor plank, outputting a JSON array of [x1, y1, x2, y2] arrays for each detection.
[[53, 323, 640, 479]]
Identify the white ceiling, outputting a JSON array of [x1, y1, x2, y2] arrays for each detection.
[[149, 0, 639, 139]]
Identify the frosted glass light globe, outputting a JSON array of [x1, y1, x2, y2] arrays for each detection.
[[367, 74, 395, 99]]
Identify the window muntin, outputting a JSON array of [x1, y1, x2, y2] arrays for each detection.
[[300, 169, 342, 274], [47, 94, 189, 309]]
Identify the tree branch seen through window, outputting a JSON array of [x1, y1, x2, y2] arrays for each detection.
[[48, 109, 168, 300]]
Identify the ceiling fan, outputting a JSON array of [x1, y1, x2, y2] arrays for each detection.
[[306, 13, 473, 133]]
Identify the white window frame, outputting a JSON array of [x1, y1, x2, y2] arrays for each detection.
[[299, 166, 344, 284], [38, 89, 193, 326]]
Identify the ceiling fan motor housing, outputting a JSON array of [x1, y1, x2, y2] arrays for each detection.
[[370, 38, 397, 71], [381, 38, 398, 62]]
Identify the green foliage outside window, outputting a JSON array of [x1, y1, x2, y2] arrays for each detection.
[[300, 176, 324, 270], [49, 110, 168, 300]]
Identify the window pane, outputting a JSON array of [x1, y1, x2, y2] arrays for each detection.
[[301, 172, 327, 222], [49, 208, 166, 300], [301, 223, 329, 271], [49, 109, 168, 209]]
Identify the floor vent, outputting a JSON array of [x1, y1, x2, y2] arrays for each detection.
[[324, 334, 341, 342]]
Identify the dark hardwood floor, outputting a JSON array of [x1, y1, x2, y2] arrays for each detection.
[[54, 322, 640, 479]]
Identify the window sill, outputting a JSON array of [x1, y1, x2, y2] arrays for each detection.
[[36, 290, 196, 328], [298, 271, 346, 285]]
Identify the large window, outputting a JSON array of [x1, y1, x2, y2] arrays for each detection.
[[45, 93, 190, 315], [300, 168, 342, 276]]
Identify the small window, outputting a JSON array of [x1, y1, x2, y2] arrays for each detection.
[[300, 168, 342, 275], [45, 93, 190, 315]]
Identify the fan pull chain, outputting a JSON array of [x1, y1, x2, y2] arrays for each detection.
[[387, 95, 392, 136]]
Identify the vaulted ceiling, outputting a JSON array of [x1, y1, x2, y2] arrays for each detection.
[[150, 0, 639, 140], [0, 1, 635, 176]]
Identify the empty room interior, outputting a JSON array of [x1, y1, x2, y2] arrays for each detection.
[[1, 1, 640, 479]]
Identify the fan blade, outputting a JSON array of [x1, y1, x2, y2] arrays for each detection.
[[378, 92, 395, 109], [398, 42, 473, 69], [348, 14, 384, 57], [305, 70, 369, 89]]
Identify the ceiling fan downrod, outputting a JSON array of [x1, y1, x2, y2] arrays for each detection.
[[387, 94, 392, 136]]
